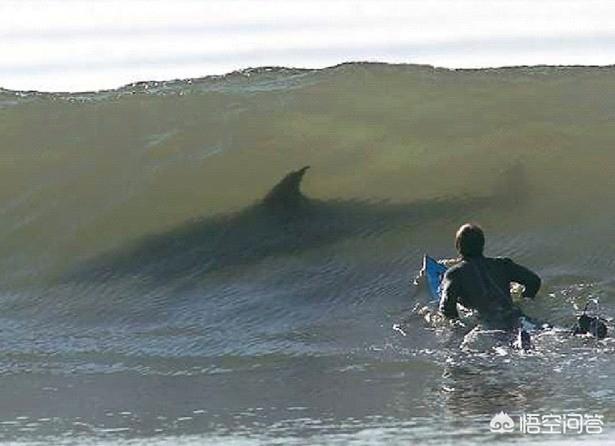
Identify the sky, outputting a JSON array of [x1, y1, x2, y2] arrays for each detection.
[[1, 0, 615, 92]]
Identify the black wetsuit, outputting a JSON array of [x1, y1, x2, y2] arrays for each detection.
[[439, 255, 541, 329]]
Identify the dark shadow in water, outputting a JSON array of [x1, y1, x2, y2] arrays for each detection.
[[65, 164, 530, 283]]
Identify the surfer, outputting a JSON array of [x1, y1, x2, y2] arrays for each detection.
[[438, 223, 541, 332]]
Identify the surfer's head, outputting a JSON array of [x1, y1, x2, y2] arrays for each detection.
[[455, 223, 484, 257]]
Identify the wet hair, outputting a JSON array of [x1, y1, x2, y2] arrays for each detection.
[[455, 223, 485, 257]]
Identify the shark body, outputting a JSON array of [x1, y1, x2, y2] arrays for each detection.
[[68, 165, 525, 281]]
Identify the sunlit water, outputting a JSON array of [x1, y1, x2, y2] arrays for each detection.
[[0, 64, 614, 444]]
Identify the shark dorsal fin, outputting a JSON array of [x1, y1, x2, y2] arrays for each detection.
[[263, 166, 310, 209]]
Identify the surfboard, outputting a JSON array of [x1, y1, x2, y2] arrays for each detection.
[[423, 255, 448, 302]]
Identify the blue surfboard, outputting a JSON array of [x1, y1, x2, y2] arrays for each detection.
[[423, 255, 448, 302]]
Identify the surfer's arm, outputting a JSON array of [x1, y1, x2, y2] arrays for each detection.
[[503, 258, 541, 298], [439, 270, 460, 319]]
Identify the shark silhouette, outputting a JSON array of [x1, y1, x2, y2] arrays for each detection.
[[67, 165, 527, 282]]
